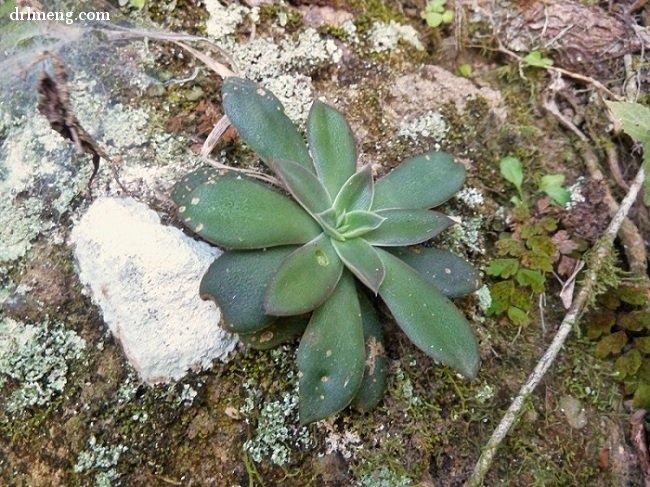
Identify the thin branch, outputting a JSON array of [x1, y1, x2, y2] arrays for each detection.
[[495, 41, 622, 100], [466, 165, 647, 487], [541, 92, 647, 275]]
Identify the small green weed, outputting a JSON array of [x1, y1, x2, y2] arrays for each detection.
[[486, 156, 575, 326], [422, 0, 453, 28]]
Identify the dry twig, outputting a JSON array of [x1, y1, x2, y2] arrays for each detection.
[[541, 90, 647, 275], [630, 409, 650, 487], [466, 165, 647, 487]]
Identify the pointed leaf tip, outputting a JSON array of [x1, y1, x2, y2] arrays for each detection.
[[377, 249, 480, 378], [373, 151, 466, 210], [307, 100, 357, 197], [222, 77, 314, 172]]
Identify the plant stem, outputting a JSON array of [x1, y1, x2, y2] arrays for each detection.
[[466, 165, 646, 487]]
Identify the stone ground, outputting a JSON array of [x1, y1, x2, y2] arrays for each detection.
[[0, 0, 648, 485]]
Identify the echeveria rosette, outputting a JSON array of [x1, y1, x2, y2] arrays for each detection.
[[172, 77, 480, 424]]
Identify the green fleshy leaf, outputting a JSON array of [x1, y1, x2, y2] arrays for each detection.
[[373, 152, 466, 210], [298, 273, 365, 424], [499, 156, 524, 191], [269, 158, 332, 216], [199, 248, 294, 333], [377, 249, 479, 378], [333, 165, 374, 213], [239, 315, 309, 350], [515, 269, 545, 294], [178, 173, 321, 249], [363, 209, 453, 246], [485, 258, 519, 279], [222, 77, 313, 171], [338, 210, 386, 239], [177, 173, 320, 249], [171, 166, 219, 208], [307, 101, 357, 196], [332, 238, 385, 293], [265, 234, 343, 315], [388, 247, 480, 298], [351, 292, 388, 411]]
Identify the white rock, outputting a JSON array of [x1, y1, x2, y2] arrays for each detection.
[[70, 197, 237, 383]]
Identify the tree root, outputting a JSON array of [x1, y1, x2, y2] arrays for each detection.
[[466, 165, 647, 486]]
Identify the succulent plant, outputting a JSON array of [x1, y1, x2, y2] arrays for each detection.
[[172, 77, 480, 424]]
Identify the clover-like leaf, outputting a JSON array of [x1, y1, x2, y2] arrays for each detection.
[[298, 272, 365, 424], [377, 249, 479, 378], [333, 164, 374, 213], [200, 247, 294, 333], [265, 234, 343, 316], [515, 269, 545, 294], [175, 172, 320, 249], [388, 247, 480, 297], [308, 100, 357, 196], [351, 291, 388, 411], [269, 158, 332, 216], [239, 315, 309, 350], [337, 210, 386, 239], [373, 151, 465, 210], [332, 238, 385, 293], [363, 209, 453, 246], [222, 77, 313, 172], [486, 258, 519, 279]]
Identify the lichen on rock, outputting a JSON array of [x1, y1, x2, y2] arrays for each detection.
[[0, 318, 85, 413], [70, 197, 237, 383]]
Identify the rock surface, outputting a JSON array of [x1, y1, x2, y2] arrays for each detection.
[[70, 197, 236, 383], [387, 65, 506, 122]]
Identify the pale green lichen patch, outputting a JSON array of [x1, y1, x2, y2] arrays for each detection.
[[73, 435, 128, 487], [241, 382, 311, 465], [204, 2, 341, 125], [397, 111, 448, 142], [239, 347, 312, 466], [0, 110, 87, 262], [0, 317, 85, 413], [367, 20, 424, 53], [359, 466, 413, 487]]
